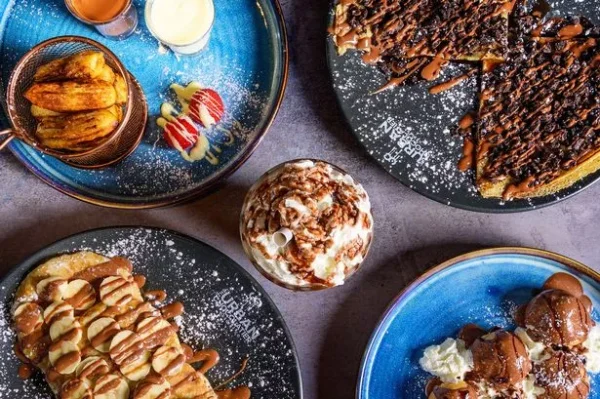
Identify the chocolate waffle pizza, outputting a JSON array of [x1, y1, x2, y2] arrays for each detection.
[[476, 38, 600, 199], [11, 252, 248, 399], [330, 0, 600, 202]]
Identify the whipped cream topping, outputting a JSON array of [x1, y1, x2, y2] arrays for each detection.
[[419, 338, 473, 384], [515, 327, 549, 363], [584, 324, 600, 373], [241, 160, 373, 288]]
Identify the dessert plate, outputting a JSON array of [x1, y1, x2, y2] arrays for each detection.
[[0, 0, 287, 208], [0, 226, 302, 398], [327, 0, 600, 213], [357, 248, 600, 399]]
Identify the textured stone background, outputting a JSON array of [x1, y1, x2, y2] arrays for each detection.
[[2, 0, 600, 398]]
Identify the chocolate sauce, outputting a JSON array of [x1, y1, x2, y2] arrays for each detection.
[[161, 301, 184, 319]]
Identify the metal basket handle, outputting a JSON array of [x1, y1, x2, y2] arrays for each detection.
[[0, 129, 15, 150]]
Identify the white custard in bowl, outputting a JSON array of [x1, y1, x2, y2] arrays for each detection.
[[145, 0, 215, 54]]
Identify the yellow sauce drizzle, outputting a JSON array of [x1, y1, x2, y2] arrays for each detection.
[[157, 81, 235, 164]]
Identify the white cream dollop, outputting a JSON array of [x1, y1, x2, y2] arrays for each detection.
[[515, 327, 548, 362], [583, 324, 600, 373], [522, 375, 546, 399], [419, 338, 473, 383]]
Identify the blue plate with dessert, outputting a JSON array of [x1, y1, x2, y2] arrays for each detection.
[[0, 0, 287, 208], [357, 248, 600, 399]]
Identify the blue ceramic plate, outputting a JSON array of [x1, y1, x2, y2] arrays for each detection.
[[358, 248, 600, 399], [0, 0, 287, 208]]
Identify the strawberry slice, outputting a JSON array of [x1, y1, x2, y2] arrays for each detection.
[[163, 116, 199, 150], [188, 88, 224, 128]]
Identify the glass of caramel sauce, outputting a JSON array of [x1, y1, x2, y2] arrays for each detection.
[[65, 0, 138, 40]]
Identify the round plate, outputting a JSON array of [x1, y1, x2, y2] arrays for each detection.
[[0, 0, 288, 208], [327, 0, 600, 213], [0, 227, 302, 398], [357, 247, 600, 399]]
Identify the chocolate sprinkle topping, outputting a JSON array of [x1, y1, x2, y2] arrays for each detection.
[[478, 38, 600, 199]]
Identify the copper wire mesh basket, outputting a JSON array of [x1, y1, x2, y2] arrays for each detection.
[[1, 36, 134, 166]]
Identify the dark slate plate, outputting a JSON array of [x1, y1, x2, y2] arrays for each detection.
[[0, 227, 302, 399], [326, 0, 600, 213]]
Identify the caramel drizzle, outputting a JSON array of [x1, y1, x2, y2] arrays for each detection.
[[215, 357, 249, 389], [65, 283, 95, 309], [79, 358, 110, 380], [161, 301, 184, 319], [95, 376, 122, 395], [90, 320, 120, 348]]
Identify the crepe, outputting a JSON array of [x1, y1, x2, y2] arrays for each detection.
[[12, 252, 218, 399]]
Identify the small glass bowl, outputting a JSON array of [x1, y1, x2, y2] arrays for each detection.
[[64, 0, 138, 40], [144, 0, 215, 55], [239, 159, 374, 291]]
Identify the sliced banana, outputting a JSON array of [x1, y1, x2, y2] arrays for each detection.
[[76, 356, 110, 382], [133, 375, 171, 399], [60, 378, 92, 399], [99, 276, 142, 307], [109, 330, 141, 364], [63, 280, 96, 310], [36, 277, 67, 302], [79, 302, 108, 327], [88, 317, 121, 352], [13, 302, 43, 335], [49, 316, 82, 345], [43, 301, 74, 325], [119, 348, 151, 381], [49, 341, 81, 375], [136, 316, 175, 349], [93, 374, 130, 399], [152, 345, 186, 376]]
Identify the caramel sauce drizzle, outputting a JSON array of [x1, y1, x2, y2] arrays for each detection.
[[161, 301, 184, 319], [190, 349, 220, 374], [145, 289, 168, 303]]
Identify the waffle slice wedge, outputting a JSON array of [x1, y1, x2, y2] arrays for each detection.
[[476, 38, 600, 199]]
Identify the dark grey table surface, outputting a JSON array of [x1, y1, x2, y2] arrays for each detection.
[[2, 0, 600, 398]]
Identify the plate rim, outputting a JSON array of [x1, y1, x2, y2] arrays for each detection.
[[324, 9, 600, 214], [0, 225, 304, 398], [1, 0, 289, 209], [355, 246, 600, 399]]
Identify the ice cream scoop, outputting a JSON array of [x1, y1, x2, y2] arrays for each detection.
[[470, 330, 531, 390], [533, 350, 589, 399], [523, 288, 593, 348]]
